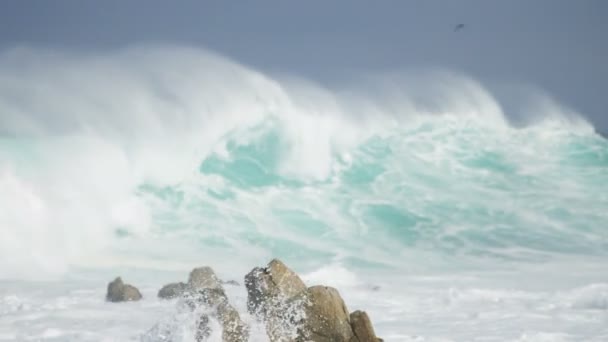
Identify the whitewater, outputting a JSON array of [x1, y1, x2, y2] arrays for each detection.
[[0, 46, 607, 341]]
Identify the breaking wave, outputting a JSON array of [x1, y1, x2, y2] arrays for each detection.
[[0, 46, 606, 279]]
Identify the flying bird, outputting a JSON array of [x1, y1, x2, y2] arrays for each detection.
[[454, 24, 465, 32]]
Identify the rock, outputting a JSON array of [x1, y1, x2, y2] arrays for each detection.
[[194, 287, 228, 307], [193, 288, 249, 342], [266, 259, 308, 299], [217, 301, 249, 342], [350, 310, 381, 342], [181, 267, 249, 342], [244, 267, 268, 315], [157, 282, 187, 299], [245, 259, 307, 317], [300, 286, 354, 342], [195, 315, 211, 342], [222, 280, 240, 286], [106, 277, 142, 302], [245, 259, 310, 341], [148, 261, 383, 342], [189, 266, 223, 291]]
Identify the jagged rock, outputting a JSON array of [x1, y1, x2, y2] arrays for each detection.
[[350, 310, 381, 342], [155, 261, 381, 342], [244, 267, 268, 315], [157, 282, 187, 299], [195, 315, 212, 341], [266, 259, 307, 299], [300, 286, 354, 342], [217, 301, 249, 342], [189, 266, 223, 291], [245, 259, 307, 317], [263, 292, 308, 342], [193, 287, 228, 307], [244, 259, 383, 342], [179, 267, 249, 342], [193, 288, 249, 342], [106, 277, 142, 302]]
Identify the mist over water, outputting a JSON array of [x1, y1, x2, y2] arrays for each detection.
[[1, 46, 607, 341]]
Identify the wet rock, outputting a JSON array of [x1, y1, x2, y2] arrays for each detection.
[[195, 315, 212, 342], [222, 280, 240, 286], [106, 277, 142, 302], [157, 282, 187, 299], [350, 310, 381, 342], [244, 259, 307, 317], [193, 288, 249, 342], [180, 267, 249, 342], [153, 261, 382, 342], [301, 285, 354, 342], [244, 267, 268, 315], [189, 266, 223, 291], [244, 259, 382, 342], [217, 301, 249, 342]]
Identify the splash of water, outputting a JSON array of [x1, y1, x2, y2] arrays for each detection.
[[0, 46, 606, 281]]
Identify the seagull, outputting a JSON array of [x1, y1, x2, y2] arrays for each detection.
[[454, 23, 465, 32]]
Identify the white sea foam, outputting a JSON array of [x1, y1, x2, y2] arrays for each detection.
[[0, 46, 606, 340]]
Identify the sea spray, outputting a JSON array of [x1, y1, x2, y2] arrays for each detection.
[[0, 46, 607, 341]]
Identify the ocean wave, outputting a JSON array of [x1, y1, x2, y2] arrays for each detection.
[[0, 46, 606, 279]]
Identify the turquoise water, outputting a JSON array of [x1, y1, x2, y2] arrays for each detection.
[[1, 47, 608, 341], [130, 118, 608, 271]]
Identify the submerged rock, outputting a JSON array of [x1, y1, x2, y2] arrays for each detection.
[[106, 277, 142, 302], [157, 282, 187, 299]]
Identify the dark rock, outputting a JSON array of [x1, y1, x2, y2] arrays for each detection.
[[157, 282, 187, 299], [106, 277, 142, 302], [244, 267, 267, 315]]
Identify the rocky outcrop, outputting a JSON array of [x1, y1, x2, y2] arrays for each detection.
[[154, 266, 249, 341], [244, 260, 382, 342], [191, 288, 248, 342], [175, 267, 249, 342], [147, 259, 381, 341], [106, 277, 142, 302], [244, 259, 309, 341], [350, 310, 382, 342], [245, 259, 307, 317], [301, 286, 354, 342], [189, 266, 223, 290], [158, 267, 224, 300], [157, 282, 187, 299]]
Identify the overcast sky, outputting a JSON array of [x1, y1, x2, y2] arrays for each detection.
[[1, 0, 606, 130]]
